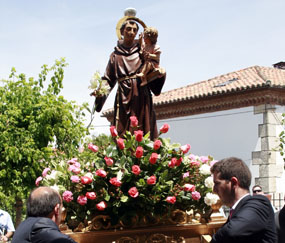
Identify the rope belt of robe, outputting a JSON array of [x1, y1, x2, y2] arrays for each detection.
[[117, 74, 137, 83]]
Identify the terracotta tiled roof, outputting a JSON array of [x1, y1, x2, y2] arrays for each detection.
[[153, 66, 285, 105], [102, 65, 285, 120]]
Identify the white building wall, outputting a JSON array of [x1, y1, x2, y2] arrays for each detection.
[[157, 106, 285, 192]]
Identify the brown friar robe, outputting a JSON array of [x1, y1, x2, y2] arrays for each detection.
[[95, 40, 166, 140]]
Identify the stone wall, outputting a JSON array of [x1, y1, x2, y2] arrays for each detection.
[[252, 104, 285, 193]]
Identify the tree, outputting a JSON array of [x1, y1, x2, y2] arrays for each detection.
[[0, 58, 87, 226], [279, 113, 285, 168]]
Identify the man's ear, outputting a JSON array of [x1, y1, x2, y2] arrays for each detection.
[[54, 203, 60, 216], [230, 177, 239, 188]]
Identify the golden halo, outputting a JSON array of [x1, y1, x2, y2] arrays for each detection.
[[116, 16, 147, 40]]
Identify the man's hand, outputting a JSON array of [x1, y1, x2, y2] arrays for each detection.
[[1, 235, 9, 242]]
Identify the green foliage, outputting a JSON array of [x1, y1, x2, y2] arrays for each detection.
[[0, 189, 16, 218], [0, 58, 87, 197], [279, 113, 285, 166]]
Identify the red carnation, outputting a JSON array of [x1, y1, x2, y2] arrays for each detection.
[[134, 130, 143, 142], [159, 123, 169, 133], [130, 116, 138, 127], [110, 126, 118, 137], [117, 138, 125, 150], [135, 146, 143, 158], [149, 153, 158, 164]]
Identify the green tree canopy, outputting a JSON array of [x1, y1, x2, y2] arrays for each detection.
[[0, 58, 87, 223]]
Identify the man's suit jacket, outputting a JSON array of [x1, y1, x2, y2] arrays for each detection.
[[211, 194, 277, 243], [276, 205, 285, 243], [12, 217, 76, 243]]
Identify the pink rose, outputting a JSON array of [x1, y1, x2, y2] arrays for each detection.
[[159, 123, 169, 133], [81, 176, 92, 184], [86, 192, 97, 200], [147, 176, 156, 185], [73, 167, 81, 174], [71, 175, 80, 183], [130, 116, 138, 127], [200, 156, 209, 163], [135, 146, 143, 158], [117, 138, 125, 150], [77, 195, 87, 205], [96, 201, 107, 211], [104, 156, 114, 166], [192, 191, 201, 200], [153, 139, 162, 150], [67, 158, 78, 164], [134, 130, 143, 142], [68, 165, 81, 174], [96, 169, 107, 178], [128, 187, 139, 198], [184, 183, 196, 192], [168, 158, 176, 168], [73, 162, 81, 168], [166, 196, 176, 204], [88, 143, 98, 153], [110, 126, 118, 137], [62, 191, 73, 203], [180, 144, 191, 154], [189, 154, 196, 161], [149, 153, 158, 164], [109, 177, 122, 187], [42, 168, 50, 177], [175, 157, 183, 166], [183, 172, 189, 178], [132, 165, 141, 175], [35, 176, 42, 186]]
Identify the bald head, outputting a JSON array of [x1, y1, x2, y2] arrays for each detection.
[[27, 186, 61, 217]]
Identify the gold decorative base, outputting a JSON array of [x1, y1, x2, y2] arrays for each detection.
[[64, 220, 226, 243]]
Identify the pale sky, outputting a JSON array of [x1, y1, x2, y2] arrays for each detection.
[[1, 0, 285, 135]]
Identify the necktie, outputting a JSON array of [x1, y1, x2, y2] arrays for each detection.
[[229, 208, 234, 219]]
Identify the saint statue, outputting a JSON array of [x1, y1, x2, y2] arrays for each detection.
[[92, 8, 166, 140]]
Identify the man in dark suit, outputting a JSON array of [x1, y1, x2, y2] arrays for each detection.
[[275, 196, 285, 243], [210, 157, 277, 243], [12, 187, 76, 243]]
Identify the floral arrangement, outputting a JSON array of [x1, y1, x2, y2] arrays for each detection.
[[36, 116, 219, 230]]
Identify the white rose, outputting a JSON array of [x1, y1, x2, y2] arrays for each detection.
[[204, 192, 219, 206], [204, 176, 214, 188], [199, 164, 211, 175]]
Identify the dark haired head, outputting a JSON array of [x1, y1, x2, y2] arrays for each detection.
[[252, 184, 262, 191], [211, 157, 251, 190], [120, 20, 139, 36], [27, 187, 61, 217]]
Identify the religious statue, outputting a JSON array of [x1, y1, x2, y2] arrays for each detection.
[[91, 8, 166, 140]]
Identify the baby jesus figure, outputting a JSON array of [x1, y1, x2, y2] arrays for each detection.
[[137, 27, 165, 86]]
